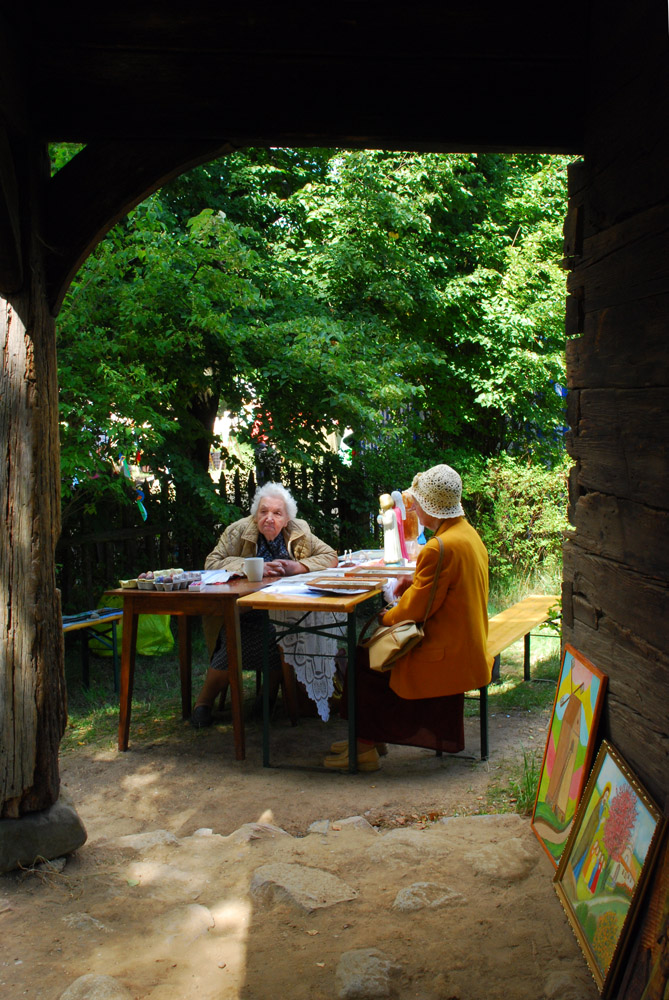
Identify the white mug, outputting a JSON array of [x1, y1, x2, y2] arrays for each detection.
[[243, 557, 264, 582]]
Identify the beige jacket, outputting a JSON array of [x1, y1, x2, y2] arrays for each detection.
[[202, 516, 337, 656]]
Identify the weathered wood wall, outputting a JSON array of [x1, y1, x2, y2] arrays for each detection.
[[0, 139, 66, 817], [562, 0, 669, 810]]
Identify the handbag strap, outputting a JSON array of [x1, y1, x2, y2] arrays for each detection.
[[358, 534, 446, 644], [422, 534, 445, 623]]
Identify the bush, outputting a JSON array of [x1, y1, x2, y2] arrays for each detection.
[[463, 453, 568, 592]]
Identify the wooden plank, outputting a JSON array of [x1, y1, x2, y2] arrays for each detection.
[[570, 492, 669, 583], [486, 595, 559, 659], [0, 128, 22, 294], [566, 294, 669, 389], [604, 697, 668, 811], [580, 58, 669, 236], [62, 614, 123, 635], [563, 617, 669, 808], [563, 541, 669, 656], [566, 387, 669, 509], [25, 6, 583, 56], [0, 13, 28, 136], [564, 613, 669, 723], [0, 159, 67, 814], [567, 204, 669, 313]]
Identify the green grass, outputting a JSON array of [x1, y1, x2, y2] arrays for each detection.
[[473, 564, 562, 816], [483, 745, 543, 815], [61, 623, 260, 752], [62, 574, 563, 801]]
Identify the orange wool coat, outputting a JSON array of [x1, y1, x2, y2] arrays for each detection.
[[382, 517, 492, 699]]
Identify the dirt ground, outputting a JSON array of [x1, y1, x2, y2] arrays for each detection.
[[0, 707, 599, 1000]]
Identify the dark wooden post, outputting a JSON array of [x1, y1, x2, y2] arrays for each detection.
[[561, 0, 669, 809], [0, 137, 67, 817]]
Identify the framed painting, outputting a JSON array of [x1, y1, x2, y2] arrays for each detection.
[[554, 741, 664, 997], [614, 823, 669, 1000], [531, 644, 608, 866]]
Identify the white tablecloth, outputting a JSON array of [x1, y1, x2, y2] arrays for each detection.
[[274, 609, 347, 721]]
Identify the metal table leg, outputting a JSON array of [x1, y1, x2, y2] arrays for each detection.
[[262, 610, 271, 767], [346, 612, 357, 773]]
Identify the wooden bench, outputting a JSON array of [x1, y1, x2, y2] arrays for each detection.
[[487, 594, 560, 683], [470, 594, 560, 760]]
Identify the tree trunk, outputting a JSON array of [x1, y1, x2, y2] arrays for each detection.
[[0, 139, 66, 817]]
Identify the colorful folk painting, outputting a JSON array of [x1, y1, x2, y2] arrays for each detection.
[[554, 741, 663, 997], [531, 644, 607, 866]]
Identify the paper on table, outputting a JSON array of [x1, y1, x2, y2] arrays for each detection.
[[201, 569, 241, 584], [261, 579, 319, 596]]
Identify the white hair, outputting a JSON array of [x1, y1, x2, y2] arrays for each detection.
[[250, 482, 297, 521]]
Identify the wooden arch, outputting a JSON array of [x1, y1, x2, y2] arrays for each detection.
[[44, 141, 234, 314], [1, 0, 667, 827]]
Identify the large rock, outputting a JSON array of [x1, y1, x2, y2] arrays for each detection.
[[366, 827, 433, 863], [0, 792, 86, 874], [250, 862, 358, 911], [224, 822, 291, 844], [392, 881, 465, 912], [59, 974, 133, 999], [336, 948, 402, 999], [464, 836, 536, 883]]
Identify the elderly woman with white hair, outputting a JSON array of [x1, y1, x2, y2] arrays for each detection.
[[191, 481, 338, 727]]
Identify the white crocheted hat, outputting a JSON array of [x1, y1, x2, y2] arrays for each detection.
[[405, 465, 464, 518]]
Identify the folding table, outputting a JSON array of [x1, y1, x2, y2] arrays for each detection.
[[237, 582, 384, 772]]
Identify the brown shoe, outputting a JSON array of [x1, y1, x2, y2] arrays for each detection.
[[329, 739, 388, 757], [323, 746, 381, 772]]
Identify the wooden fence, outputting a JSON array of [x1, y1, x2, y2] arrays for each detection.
[[57, 461, 381, 611]]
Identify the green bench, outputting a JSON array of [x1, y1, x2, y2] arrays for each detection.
[[62, 608, 123, 692]]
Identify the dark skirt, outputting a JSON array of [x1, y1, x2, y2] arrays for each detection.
[[210, 608, 282, 673], [340, 645, 465, 753]]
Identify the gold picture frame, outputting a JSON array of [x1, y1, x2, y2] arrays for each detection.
[[554, 740, 664, 996], [531, 643, 608, 867]]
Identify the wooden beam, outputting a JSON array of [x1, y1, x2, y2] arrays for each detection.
[[0, 140, 66, 816], [0, 128, 22, 293], [0, 14, 30, 293], [566, 294, 669, 389], [570, 492, 669, 583], [567, 387, 669, 508], [44, 140, 235, 314]]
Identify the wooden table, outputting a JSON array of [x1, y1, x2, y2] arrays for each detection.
[[237, 585, 384, 772], [106, 581, 270, 759]]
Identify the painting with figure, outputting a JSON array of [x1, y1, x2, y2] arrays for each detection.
[[531, 644, 607, 866], [554, 741, 663, 997]]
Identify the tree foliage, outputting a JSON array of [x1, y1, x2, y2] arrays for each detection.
[[55, 146, 569, 560]]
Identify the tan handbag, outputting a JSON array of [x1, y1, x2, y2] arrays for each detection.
[[359, 536, 445, 672]]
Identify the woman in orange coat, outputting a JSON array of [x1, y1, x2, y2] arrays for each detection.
[[325, 464, 492, 771]]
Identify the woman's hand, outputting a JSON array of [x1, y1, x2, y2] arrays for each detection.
[[263, 559, 307, 577]]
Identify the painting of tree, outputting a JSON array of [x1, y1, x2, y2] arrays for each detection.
[[554, 741, 663, 997], [604, 785, 639, 866]]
